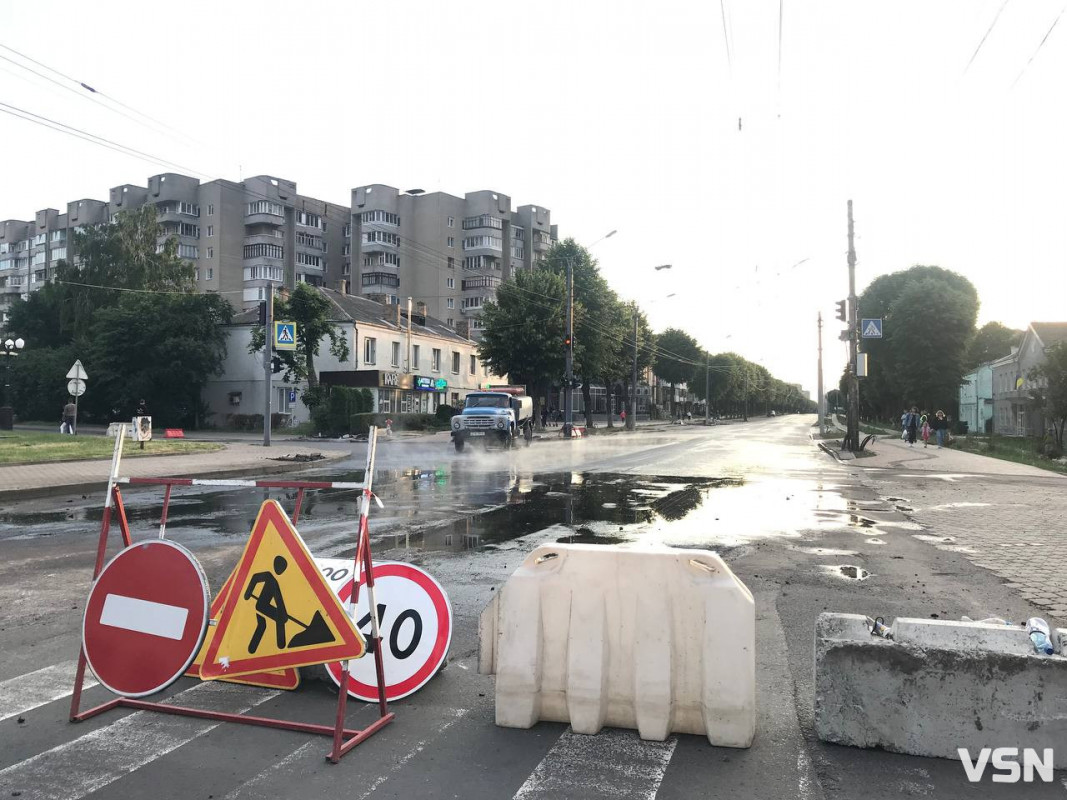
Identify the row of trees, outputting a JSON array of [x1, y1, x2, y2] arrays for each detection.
[[5, 207, 231, 427], [477, 239, 815, 428], [844, 265, 1023, 423]]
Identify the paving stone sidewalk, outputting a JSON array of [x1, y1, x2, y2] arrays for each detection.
[[0, 443, 349, 500], [851, 432, 1067, 624]]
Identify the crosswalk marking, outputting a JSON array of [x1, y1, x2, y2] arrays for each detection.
[[0, 681, 279, 800], [0, 662, 97, 723], [513, 728, 677, 800]]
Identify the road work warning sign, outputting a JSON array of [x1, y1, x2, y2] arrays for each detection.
[[201, 500, 365, 679]]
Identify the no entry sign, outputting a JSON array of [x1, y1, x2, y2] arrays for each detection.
[[82, 540, 209, 698], [323, 560, 452, 702]]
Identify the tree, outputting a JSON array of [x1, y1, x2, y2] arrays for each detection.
[[1029, 342, 1067, 452], [541, 239, 616, 427], [249, 283, 349, 390], [83, 293, 232, 427], [654, 328, 701, 418], [965, 321, 1023, 370], [478, 269, 569, 427], [857, 265, 979, 421]]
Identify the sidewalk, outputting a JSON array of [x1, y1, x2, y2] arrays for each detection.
[[0, 443, 349, 501], [827, 424, 1067, 624]]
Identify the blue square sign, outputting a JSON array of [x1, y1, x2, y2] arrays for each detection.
[[288, 389, 297, 403], [861, 319, 883, 338]]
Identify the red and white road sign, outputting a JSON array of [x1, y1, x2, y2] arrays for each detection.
[[322, 560, 452, 702], [82, 540, 209, 698]]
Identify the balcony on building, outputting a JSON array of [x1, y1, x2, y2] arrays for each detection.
[[462, 275, 501, 292], [532, 231, 553, 251], [243, 242, 284, 271], [361, 230, 399, 253], [360, 272, 400, 294], [245, 200, 286, 227], [462, 234, 503, 257], [157, 200, 200, 224]]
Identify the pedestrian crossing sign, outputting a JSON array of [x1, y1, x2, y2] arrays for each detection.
[[201, 500, 365, 679], [274, 321, 297, 351], [861, 318, 883, 338]]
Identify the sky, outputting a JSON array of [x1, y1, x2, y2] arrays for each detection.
[[1, 1, 1065, 395]]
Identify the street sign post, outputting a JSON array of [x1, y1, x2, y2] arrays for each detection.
[[201, 500, 365, 679], [82, 540, 209, 697], [324, 559, 452, 702], [66, 359, 88, 381], [861, 319, 883, 339], [65, 359, 89, 432], [67, 378, 86, 397]]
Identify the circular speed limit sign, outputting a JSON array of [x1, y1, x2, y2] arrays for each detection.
[[321, 560, 452, 702]]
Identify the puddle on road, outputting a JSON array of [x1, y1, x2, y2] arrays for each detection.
[[821, 564, 871, 581]]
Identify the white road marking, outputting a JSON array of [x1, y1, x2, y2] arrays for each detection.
[[513, 728, 677, 800], [0, 662, 97, 723], [0, 681, 279, 800], [221, 741, 319, 800], [99, 594, 189, 640], [355, 708, 470, 800]]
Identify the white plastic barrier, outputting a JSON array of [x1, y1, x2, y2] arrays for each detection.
[[479, 543, 755, 747]]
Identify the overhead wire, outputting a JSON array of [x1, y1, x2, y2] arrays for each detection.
[[1011, 5, 1065, 87], [962, 0, 1010, 75]]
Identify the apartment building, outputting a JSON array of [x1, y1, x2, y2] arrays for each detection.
[[0, 172, 347, 320], [348, 184, 557, 337]]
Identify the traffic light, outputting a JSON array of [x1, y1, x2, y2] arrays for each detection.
[[564, 335, 572, 348], [258, 300, 267, 326], [835, 299, 847, 322], [271, 355, 284, 374]]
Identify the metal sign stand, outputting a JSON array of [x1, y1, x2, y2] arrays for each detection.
[[68, 428, 393, 764]]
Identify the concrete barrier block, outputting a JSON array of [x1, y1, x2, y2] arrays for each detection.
[[480, 543, 755, 747], [815, 613, 1067, 766]]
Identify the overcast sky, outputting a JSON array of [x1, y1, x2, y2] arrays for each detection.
[[2, 1, 1065, 394]]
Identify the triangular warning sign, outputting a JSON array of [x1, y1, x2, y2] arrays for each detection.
[[863, 320, 881, 337], [186, 568, 300, 690], [201, 500, 365, 679]]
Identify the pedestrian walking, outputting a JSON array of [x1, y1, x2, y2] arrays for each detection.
[[920, 412, 931, 448], [905, 406, 919, 445], [932, 409, 948, 448], [61, 398, 77, 435], [900, 408, 908, 441], [540, 406, 548, 429], [620, 409, 627, 426]]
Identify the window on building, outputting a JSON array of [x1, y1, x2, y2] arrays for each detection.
[[432, 348, 441, 372], [362, 230, 400, 247], [447, 298, 454, 309], [447, 318, 454, 327], [412, 345, 420, 370], [462, 215, 504, 230], [178, 201, 200, 217], [364, 337, 377, 365], [247, 200, 283, 216], [207, 225, 214, 237], [361, 210, 400, 226], [296, 252, 322, 268], [207, 267, 213, 280], [50, 246, 67, 261], [50, 230, 66, 242], [447, 237, 454, 248], [447, 216, 454, 228], [391, 341, 401, 368], [452, 352, 460, 374], [206, 247, 213, 258], [244, 243, 283, 259], [297, 211, 322, 229], [470, 355, 476, 375], [178, 244, 199, 260], [447, 257, 454, 269], [462, 235, 502, 251], [447, 277, 455, 289], [207, 204, 214, 216]]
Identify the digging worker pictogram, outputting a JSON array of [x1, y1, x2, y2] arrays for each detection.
[[245, 555, 290, 653]]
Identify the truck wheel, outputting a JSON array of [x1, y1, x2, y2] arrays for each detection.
[[454, 438, 465, 453], [502, 432, 513, 450]]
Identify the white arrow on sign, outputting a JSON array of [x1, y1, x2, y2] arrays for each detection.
[[66, 359, 88, 381], [67, 378, 86, 397]]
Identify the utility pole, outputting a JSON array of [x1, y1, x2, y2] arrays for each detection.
[[563, 257, 574, 438], [704, 352, 710, 425], [743, 368, 748, 422], [817, 311, 825, 435], [262, 283, 273, 447], [628, 301, 637, 431], [846, 199, 860, 451]]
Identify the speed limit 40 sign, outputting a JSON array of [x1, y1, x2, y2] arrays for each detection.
[[316, 559, 452, 702]]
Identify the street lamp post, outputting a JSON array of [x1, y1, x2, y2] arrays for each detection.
[[0, 337, 26, 431]]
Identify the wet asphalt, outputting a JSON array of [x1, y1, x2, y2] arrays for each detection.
[[0, 417, 1062, 798]]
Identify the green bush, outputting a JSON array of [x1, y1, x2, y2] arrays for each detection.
[[435, 404, 457, 423], [310, 387, 374, 435], [348, 413, 443, 435]]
